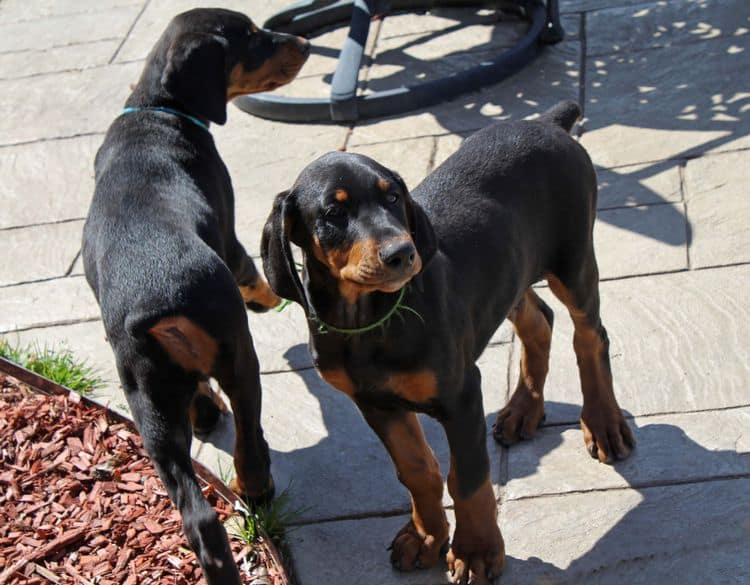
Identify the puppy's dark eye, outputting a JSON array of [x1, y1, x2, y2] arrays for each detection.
[[324, 205, 345, 218], [385, 193, 399, 204]]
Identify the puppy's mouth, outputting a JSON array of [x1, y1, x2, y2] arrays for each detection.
[[339, 256, 422, 293], [227, 54, 308, 98], [266, 68, 297, 90], [311, 235, 421, 299], [262, 41, 310, 91], [283, 56, 306, 77]]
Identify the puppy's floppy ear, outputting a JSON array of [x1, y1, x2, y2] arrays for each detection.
[[393, 173, 437, 271], [261, 190, 309, 314], [162, 32, 228, 125]]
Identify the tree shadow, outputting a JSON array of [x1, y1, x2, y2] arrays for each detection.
[[301, 2, 748, 248]]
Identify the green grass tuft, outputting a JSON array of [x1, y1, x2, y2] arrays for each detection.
[[236, 486, 307, 545], [0, 338, 103, 395], [216, 457, 235, 486]]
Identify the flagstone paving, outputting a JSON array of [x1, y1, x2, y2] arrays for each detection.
[[1, 0, 749, 583]]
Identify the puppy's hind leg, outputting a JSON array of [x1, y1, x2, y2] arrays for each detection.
[[213, 326, 274, 502], [189, 380, 229, 436], [118, 361, 241, 585], [494, 288, 553, 445], [547, 252, 634, 463]]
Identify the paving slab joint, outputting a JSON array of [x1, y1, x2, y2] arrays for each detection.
[[65, 250, 82, 277], [0, 131, 106, 150], [108, 0, 151, 64], [0, 315, 101, 336], [507, 472, 750, 503], [576, 10, 586, 138]]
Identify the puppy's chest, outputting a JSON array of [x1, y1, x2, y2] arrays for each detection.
[[312, 337, 440, 405]]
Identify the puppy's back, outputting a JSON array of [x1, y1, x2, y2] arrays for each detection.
[[82, 116, 231, 339]]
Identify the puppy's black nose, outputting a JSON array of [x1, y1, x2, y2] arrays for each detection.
[[379, 240, 416, 270]]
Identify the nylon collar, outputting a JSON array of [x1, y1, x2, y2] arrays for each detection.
[[309, 286, 424, 336], [121, 106, 210, 132]]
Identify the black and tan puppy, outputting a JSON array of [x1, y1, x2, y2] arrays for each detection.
[[82, 9, 308, 585], [261, 101, 634, 584]]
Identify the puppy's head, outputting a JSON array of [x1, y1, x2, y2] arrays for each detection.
[[261, 152, 437, 309], [160, 8, 309, 124]]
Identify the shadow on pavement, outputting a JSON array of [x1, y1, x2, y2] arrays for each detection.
[[313, 2, 747, 248], [203, 341, 749, 583]]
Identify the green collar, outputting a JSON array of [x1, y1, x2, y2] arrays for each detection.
[[121, 106, 210, 132], [310, 286, 424, 336]]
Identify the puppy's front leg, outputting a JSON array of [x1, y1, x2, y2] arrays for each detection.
[[357, 404, 449, 571], [443, 366, 504, 585]]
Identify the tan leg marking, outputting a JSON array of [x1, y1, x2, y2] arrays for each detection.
[[148, 316, 218, 375], [239, 276, 281, 309], [547, 274, 634, 462], [379, 413, 449, 571], [447, 463, 505, 585], [229, 473, 275, 501], [494, 289, 552, 444]]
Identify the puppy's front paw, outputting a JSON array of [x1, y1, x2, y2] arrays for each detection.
[[446, 528, 505, 585], [580, 404, 635, 463], [389, 520, 449, 571]]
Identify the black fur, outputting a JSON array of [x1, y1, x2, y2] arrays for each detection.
[[82, 9, 308, 585], [261, 100, 633, 581]]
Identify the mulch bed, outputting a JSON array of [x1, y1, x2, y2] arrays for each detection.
[[0, 372, 282, 585]]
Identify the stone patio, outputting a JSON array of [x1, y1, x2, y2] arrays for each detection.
[[1, 0, 749, 583]]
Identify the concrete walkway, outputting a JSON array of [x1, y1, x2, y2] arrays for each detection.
[[2, 0, 749, 583]]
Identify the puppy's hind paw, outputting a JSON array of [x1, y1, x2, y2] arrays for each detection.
[[493, 394, 545, 446], [189, 381, 228, 436], [239, 278, 281, 313], [229, 475, 276, 505], [580, 407, 635, 464]]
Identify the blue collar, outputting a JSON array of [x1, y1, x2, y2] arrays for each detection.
[[121, 106, 210, 132]]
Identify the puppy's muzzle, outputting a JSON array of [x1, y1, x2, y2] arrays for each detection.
[[379, 239, 417, 276]]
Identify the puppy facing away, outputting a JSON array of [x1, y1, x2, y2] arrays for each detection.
[[82, 9, 308, 584], [261, 101, 634, 584]]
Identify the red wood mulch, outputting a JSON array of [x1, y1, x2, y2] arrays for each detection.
[[0, 372, 280, 585]]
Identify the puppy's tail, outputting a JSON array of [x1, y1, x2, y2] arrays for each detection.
[[538, 100, 581, 133]]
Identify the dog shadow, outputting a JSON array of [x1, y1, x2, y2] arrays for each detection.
[[495, 406, 749, 584], [201, 344, 748, 583]]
